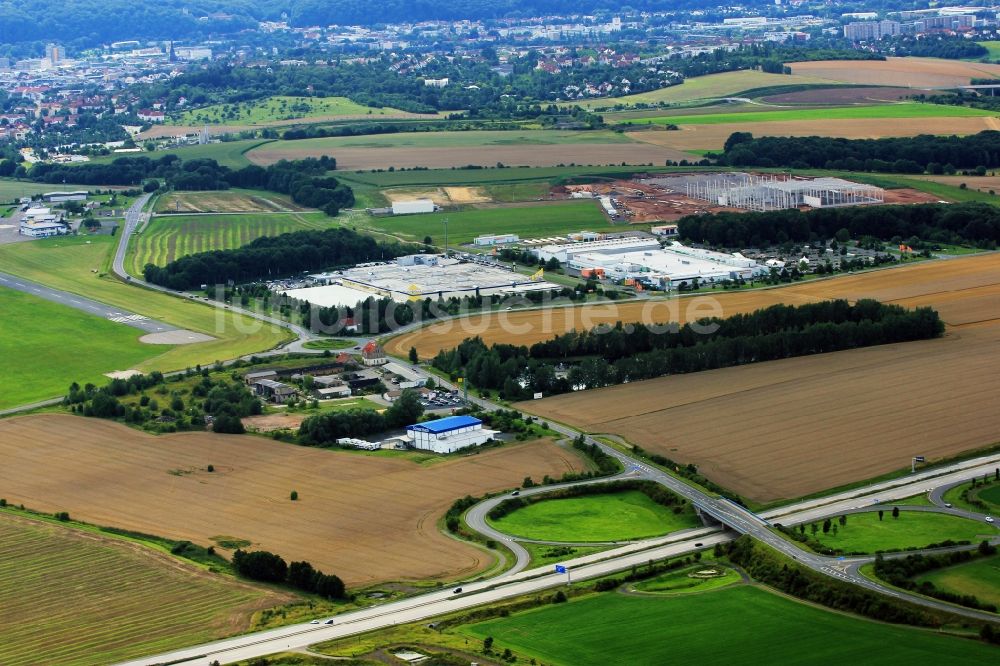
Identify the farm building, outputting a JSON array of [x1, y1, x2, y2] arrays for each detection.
[[251, 379, 297, 403], [244, 369, 278, 385], [391, 199, 435, 215], [474, 233, 520, 246], [314, 386, 352, 399], [651, 224, 679, 237], [678, 173, 884, 212], [361, 341, 388, 366], [406, 415, 497, 454], [42, 190, 87, 202]]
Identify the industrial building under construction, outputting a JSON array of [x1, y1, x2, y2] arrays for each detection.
[[642, 173, 885, 212]]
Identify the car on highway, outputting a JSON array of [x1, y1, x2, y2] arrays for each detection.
[[511, 490, 520, 496], [323, 619, 335, 625], [944, 502, 953, 508], [987, 516, 995, 523], [452, 587, 463, 594], [309, 620, 320, 624], [694, 542, 703, 547]]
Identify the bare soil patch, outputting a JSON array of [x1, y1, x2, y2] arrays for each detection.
[[760, 87, 921, 105], [789, 57, 1000, 88], [247, 144, 695, 169], [241, 413, 308, 432], [444, 186, 492, 203], [0, 416, 584, 586], [881, 188, 942, 205], [629, 116, 1000, 151]]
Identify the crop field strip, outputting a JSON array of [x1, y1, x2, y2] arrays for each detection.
[[128, 212, 332, 273], [0, 513, 284, 666], [789, 56, 1000, 87], [0, 415, 585, 586]]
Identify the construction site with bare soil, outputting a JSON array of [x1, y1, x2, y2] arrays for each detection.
[[551, 173, 939, 223]]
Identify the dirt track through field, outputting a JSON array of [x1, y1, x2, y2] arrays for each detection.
[[505, 253, 1000, 502], [0, 417, 584, 586], [247, 144, 696, 169], [628, 116, 1000, 151]]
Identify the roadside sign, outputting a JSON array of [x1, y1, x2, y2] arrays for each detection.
[[533, 392, 543, 400], [914, 456, 925, 462], [554, 565, 566, 574]]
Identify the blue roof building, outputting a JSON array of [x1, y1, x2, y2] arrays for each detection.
[[406, 415, 494, 453]]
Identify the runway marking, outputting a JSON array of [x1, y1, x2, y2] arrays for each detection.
[[108, 314, 149, 324]]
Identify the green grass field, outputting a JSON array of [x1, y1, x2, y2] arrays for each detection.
[[914, 553, 1000, 609], [565, 70, 842, 109], [627, 102, 995, 126], [806, 511, 992, 553], [631, 564, 742, 595], [0, 235, 289, 375], [979, 484, 1000, 506], [246, 129, 635, 155], [0, 512, 277, 666], [488, 490, 698, 542], [338, 164, 689, 189], [461, 586, 997, 665], [0, 288, 158, 409], [128, 212, 332, 274], [977, 42, 1000, 59], [171, 96, 419, 126], [364, 200, 608, 245], [84, 140, 269, 170]]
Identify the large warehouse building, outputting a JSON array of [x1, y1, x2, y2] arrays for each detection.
[[406, 415, 497, 453]]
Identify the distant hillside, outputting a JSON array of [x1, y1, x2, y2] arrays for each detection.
[[0, 0, 773, 48]]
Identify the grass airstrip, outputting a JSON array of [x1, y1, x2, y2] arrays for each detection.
[[0, 235, 289, 380], [0, 287, 156, 409]]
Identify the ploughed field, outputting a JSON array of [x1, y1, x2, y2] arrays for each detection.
[[511, 254, 1000, 502], [788, 57, 1000, 88], [0, 415, 584, 586], [0, 512, 287, 666]]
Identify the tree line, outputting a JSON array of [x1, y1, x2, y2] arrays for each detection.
[[29, 154, 354, 216], [677, 201, 1000, 249], [487, 479, 688, 522], [232, 549, 345, 599], [297, 389, 424, 446], [144, 227, 417, 291], [873, 544, 999, 614], [718, 130, 1000, 174], [719, 536, 999, 636], [431, 300, 944, 399], [64, 369, 259, 434]]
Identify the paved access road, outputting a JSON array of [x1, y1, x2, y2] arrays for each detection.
[[0, 270, 177, 334]]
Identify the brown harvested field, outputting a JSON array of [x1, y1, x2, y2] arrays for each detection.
[[760, 86, 922, 105], [0, 415, 584, 587], [628, 116, 1000, 151], [391, 253, 1000, 359], [154, 190, 307, 214], [789, 57, 1000, 88], [912, 174, 1000, 194], [0, 511, 290, 666], [509, 253, 1000, 502], [247, 143, 695, 170]]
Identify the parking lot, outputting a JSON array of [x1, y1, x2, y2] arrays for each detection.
[[420, 390, 466, 411]]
